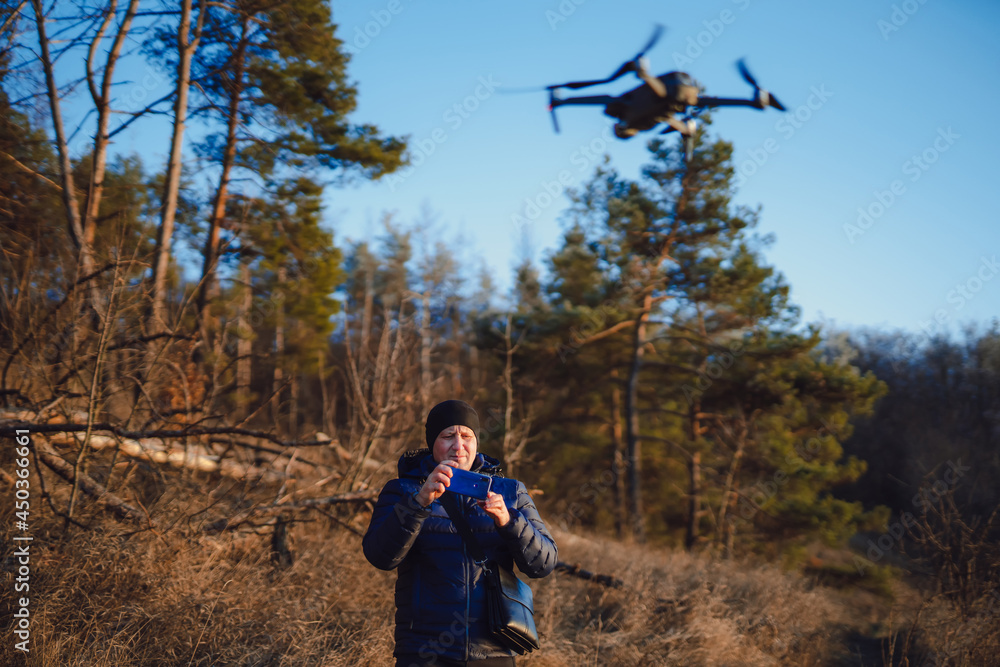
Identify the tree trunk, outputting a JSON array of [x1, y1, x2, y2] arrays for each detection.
[[626, 291, 652, 543], [271, 266, 286, 430], [716, 413, 747, 554], [610, 368, 627, 540], [235, 259, 252, 419], [288, 322, 301, 439], [451, 310, 464, 397], [197, 17, 249, 321], [685, 450, 701, 551], [420, 291, 431, 410], [149, 0, 204, 336], [289, 366, 299, 439], [683, 307, 710, 551], [82, 0, 139, 252], [684, 392, 704, 551], [30, 0, 96, 292], [361, 259, 374, 364], [502, 315, 517, 477], [469, 344, 480, 393], [318, 349, 332, 436]]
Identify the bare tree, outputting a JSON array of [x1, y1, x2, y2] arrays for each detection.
[[149, 0, 205, 337]]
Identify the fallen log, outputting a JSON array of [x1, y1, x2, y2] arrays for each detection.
[[0, 418, 342, 449], [0, 418, 384, 476], [0, 417, 309, 482], [41, 431, 288, 483]]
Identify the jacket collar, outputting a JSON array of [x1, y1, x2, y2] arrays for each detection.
[[397, 448, 503, 479]]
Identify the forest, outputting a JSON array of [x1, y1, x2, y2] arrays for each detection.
[[1, 0, 998, 665]]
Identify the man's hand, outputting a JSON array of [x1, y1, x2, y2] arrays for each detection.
[[478, 491, 511, 527], [415, 461, 456, 507]]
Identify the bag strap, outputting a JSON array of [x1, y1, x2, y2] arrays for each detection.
[[439, 491, 490, 566]]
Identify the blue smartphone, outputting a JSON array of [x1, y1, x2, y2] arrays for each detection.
[[447, 467, 492, 500]]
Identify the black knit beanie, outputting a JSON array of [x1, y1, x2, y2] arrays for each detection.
[[425, 400, 480, 448]]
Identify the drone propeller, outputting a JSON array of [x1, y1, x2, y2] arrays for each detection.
[[736, 58, 786, 111], [497, 85, 551, 94], [609, 23, 664, 80], [548, 89, 561, 133], [736, 59, 759, 89], [547, 25, 667, 97], [637, 23, 664, 60]]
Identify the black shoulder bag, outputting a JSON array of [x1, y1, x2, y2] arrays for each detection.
[[439, 491, 540, 654]]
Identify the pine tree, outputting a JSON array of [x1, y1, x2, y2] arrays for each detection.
[[527, 124, 886, 554], [187, 0, 406, 320]]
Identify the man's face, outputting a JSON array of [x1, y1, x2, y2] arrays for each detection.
[[432, 424, 478, 471]]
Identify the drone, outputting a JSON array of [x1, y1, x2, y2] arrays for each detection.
[[545, 25, 786, 160]]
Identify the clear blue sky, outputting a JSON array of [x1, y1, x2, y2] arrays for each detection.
[[326, 0, 1000, 337]]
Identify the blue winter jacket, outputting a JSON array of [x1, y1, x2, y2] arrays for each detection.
[[362, 449, 558, 661]]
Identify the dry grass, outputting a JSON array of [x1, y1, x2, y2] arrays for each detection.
[[3, 506, 398, 667], [2, 483, 995, 666], [524, 531, 851, 666]]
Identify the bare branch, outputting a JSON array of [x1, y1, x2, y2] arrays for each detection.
[[0, 149, 63, 190], [201, 490, 377, 533], [34, 438, 150, 525], [0, 0, 28, 37]]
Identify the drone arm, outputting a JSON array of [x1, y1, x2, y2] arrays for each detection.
[[549, 94, 616, 133], [659, 116, 695, 135], [551, 95, 617, 108], [551, 63, 637, 92], [695, 96, 764, 110], [555, 76, 620, 91]]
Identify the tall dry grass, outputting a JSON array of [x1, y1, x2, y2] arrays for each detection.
[[0, 500, 850, 666], [527, 531, 851, 666], [2, 484, 995, 666]]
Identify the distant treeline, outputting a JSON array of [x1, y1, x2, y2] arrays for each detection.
[[835, 327, 1000, 520]]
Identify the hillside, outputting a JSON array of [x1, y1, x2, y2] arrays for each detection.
[[4, 485, 984, 667]]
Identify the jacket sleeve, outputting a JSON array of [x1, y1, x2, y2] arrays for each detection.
[[362, 479, 430, 571], [496, 480, 558, 578]]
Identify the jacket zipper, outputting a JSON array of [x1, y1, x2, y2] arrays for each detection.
[[463, 499, 471, 661]]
